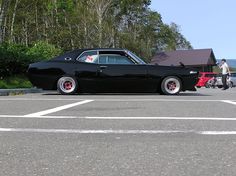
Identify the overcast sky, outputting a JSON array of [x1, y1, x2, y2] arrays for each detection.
[[150, 0, 236, 60]]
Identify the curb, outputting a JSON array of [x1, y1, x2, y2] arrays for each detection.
[[0, 88, 43, 96]]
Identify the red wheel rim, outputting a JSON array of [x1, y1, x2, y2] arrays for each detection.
[[63, 81, 73, 90], [58, 77, 76, 94], [167, 81, 177, 91]]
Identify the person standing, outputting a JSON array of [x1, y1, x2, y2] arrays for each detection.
[[219, 59, 231, 90]]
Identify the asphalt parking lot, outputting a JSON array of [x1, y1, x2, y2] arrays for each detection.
[[1, 88, 236, 176]]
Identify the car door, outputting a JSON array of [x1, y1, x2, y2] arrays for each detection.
[[74, 50, 101, 92], [97, 51, 153, 92]]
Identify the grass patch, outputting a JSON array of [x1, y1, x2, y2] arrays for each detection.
[[0, 75, 32, 89]]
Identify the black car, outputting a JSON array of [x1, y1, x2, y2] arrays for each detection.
[[27, 48, 199, 95]]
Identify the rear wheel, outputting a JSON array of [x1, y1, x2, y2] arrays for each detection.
[[161, 76, 182, 95], [57, 76, 78, 95]]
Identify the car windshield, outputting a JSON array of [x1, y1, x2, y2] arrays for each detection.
[[127, 50, 146, 65]]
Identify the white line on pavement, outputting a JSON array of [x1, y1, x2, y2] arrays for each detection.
[[200, 131, 236, 135], [24, 100, 94, 117], [0, 115, 79, 118], [0, 128, 185, 134], [2, 115, 236, 121], [85, 116, 236, 121], [0, 128, 236, 135], [221, 100, 236, 106]]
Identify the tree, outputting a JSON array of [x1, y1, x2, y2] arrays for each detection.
[[0, 0, 11, 43], [0, 0, 193, 61]]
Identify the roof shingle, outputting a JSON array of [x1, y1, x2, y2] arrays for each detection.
[[151, 49, 217, 66]]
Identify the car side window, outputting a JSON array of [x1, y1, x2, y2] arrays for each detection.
[[99, 55, 107, 64], [99, 54, 134, 65], [78, 51, 98, 64]]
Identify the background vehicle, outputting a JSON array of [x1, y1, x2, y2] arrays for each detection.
[[215, 72, 236, 88], [196, 72, 218, 88], [205, 76, 217, 88], [27, 48, 199, 95]]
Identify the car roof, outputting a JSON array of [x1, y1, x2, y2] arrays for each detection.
[[52, 48, 127, 61], [76, 48, 125, 52]]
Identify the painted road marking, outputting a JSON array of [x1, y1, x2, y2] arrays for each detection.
[[0, 115, 78, 118], [24, 100, 93, 117], [0, 128, 236, 135], [2, 115, 236, 121], [221, 100, 236, 106], [84, 116, 236, 121]]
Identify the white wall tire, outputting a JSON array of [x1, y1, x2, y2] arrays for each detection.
[[161, 76, 182, 95], [57, 76, 78, 95]]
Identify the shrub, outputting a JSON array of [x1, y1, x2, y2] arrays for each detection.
[[0, 43, 29, 77], [0, 41, 62, 78], [26, 41, 62, 61]]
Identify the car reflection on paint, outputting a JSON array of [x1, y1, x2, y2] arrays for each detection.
[[27, 48, 199, 95]]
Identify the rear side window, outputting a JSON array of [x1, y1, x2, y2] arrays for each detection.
[[78, 51, 98, 64]]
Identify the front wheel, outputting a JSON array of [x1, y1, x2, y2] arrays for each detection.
[[57, 76, 78, 95], [161, 76, 182, 95]]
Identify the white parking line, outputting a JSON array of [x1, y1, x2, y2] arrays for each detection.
[[85, 116, 236, 121], [221, 100, 236, 106], [24, 100, 93, 117], [1, 115, 236, 121], [200, 131, 236, 135], [0, 115, 79, 118], [0, 128, 236, 135]]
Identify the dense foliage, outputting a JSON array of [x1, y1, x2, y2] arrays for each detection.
[[0, 0, 192, 56], [0, 42, 62, 77], [0, 0, 192, 79]]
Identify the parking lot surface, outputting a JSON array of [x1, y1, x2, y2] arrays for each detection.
[[1, 88, 236, 176]]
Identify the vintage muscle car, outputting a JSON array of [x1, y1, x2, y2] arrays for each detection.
[[27, 48, 199, 95]]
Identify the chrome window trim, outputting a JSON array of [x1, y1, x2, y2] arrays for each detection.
[[76, 49, 125, 62], [75, 49, 144, 65], [76, 50, 99, 62]]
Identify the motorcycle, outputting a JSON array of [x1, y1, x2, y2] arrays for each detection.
[[205, 76, 232, 89]]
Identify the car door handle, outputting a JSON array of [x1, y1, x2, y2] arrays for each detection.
[[100, 65, 107, 69]]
